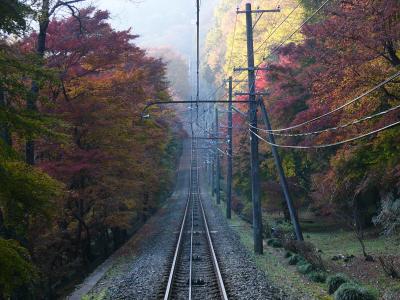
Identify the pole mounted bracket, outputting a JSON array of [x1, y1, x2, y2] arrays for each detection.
[[237, 8, 281, 14], [235, 92, 269, 96], [234, 67, 270, 72], [140, 99, 252, 120]]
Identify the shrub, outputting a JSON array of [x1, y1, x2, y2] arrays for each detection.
[[282, 239, 325, 270], [308, 271, 327, 283], [334, 283, 377, 300], [0, 238, 37, 297], [271, 220, 295, 240], [284, 251, 293, 258], [327, 273, 350, 294], [288, 254, 305, 265], [271, 239, 283, 248], [372, 193, 400, 236], [297, 262, 315, 274], [267, 238, 282, 248]]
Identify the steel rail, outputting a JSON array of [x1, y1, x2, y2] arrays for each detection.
[[164, 139, 228, 299], [188, 141, 196, 300], [163, 141, 194, 300], [196, 150, 229, 300]]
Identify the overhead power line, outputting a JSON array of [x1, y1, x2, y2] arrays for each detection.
[[227, 14, 238, 76], [251, 103, 400, 136], [250, 119, 400, 149], [256, 3, 301, 61], [259, 70, 400, 133], [262, 0, 331, 61]]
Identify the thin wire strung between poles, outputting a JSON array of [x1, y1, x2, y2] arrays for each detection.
[[217, 147, 232, 157], [258, 3, 301, 58], [249, 119, 400, 149], [223, 0, 331, 102], [233, 2, 301, 78], [250, 103, 400, 136], [262, 0, 331, 62], [255, 70, 400, 133], [227, 13, 238, 77]]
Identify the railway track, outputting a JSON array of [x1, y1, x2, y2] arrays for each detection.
[[162, 139, 228, 300]]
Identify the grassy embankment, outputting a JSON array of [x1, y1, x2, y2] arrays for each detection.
[[212, 196, 400, 299]]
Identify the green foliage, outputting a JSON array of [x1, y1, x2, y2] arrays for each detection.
[[307, 271, 327, 283], [0, 159, 63, 236], [288, 254, 305, 265], [334, 283, 377, 300], [267, 238, 283, 248], [284, 251, 293, 258], [373, 193, 400, 236], [0, 238, 37, 297], [0, 0, 31, 35], [272, 239, 283, 248], [272, 220, 295, 240], [327, 274, 350, 294], [297, 262, 315, 274]]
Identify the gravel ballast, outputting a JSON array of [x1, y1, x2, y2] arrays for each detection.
[[70, 139, 287, 299], [198, 172, 288, 300]]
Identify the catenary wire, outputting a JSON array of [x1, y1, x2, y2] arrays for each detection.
[[250, 103, 400, 136], [249, 119, 400, 149], [255, 70, 400, 133]]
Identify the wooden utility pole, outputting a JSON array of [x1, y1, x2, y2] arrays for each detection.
[[211, 120, 216, 197], [237, 2, 280, 254], [226, 77, 233, 219], [259, 101, 304, 240], [244, 2, 263, 254], [196, 0, 200, 120], [215, 106, 221, 204]]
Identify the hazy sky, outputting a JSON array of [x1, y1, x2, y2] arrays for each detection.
[[96, 0, 217, 58]]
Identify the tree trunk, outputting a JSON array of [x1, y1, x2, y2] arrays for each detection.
[[26, 0, 50, 165], [385, 40, 400, 66], [0, 91, 11, 147]]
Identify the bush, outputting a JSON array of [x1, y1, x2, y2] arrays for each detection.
[[272, 239, 283, 248], [372, 193, 400, 236], [297, 263, 315, 274], [308, 271, 327, 283], [267, 238, 282, 248], [0, 238, 37, 297], [334, 283, 377, 300], [288, 254, 305, 265], [327, 273, 350, 294], [282, 239, 325, 270], [271, 220, 295, 240], [284, 251, 293, 258]]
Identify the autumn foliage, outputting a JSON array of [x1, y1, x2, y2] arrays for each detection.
[[1, 4, 182, 298], [204, 0, 400, 223]]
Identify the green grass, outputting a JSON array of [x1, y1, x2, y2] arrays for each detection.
[[214, 200, 331, 300], [304, 229, 399, 257], [208, 191, 400, 298]]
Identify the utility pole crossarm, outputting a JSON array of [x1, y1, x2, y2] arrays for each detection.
[[237, 2, 280, 254], [237, 8, 281, 14], [235, 92, 269, 96], [233, 67, 270, 72]]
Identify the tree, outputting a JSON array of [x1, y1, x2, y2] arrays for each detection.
[[0, 0, 31, 35], [25, 0, 89, 165]]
